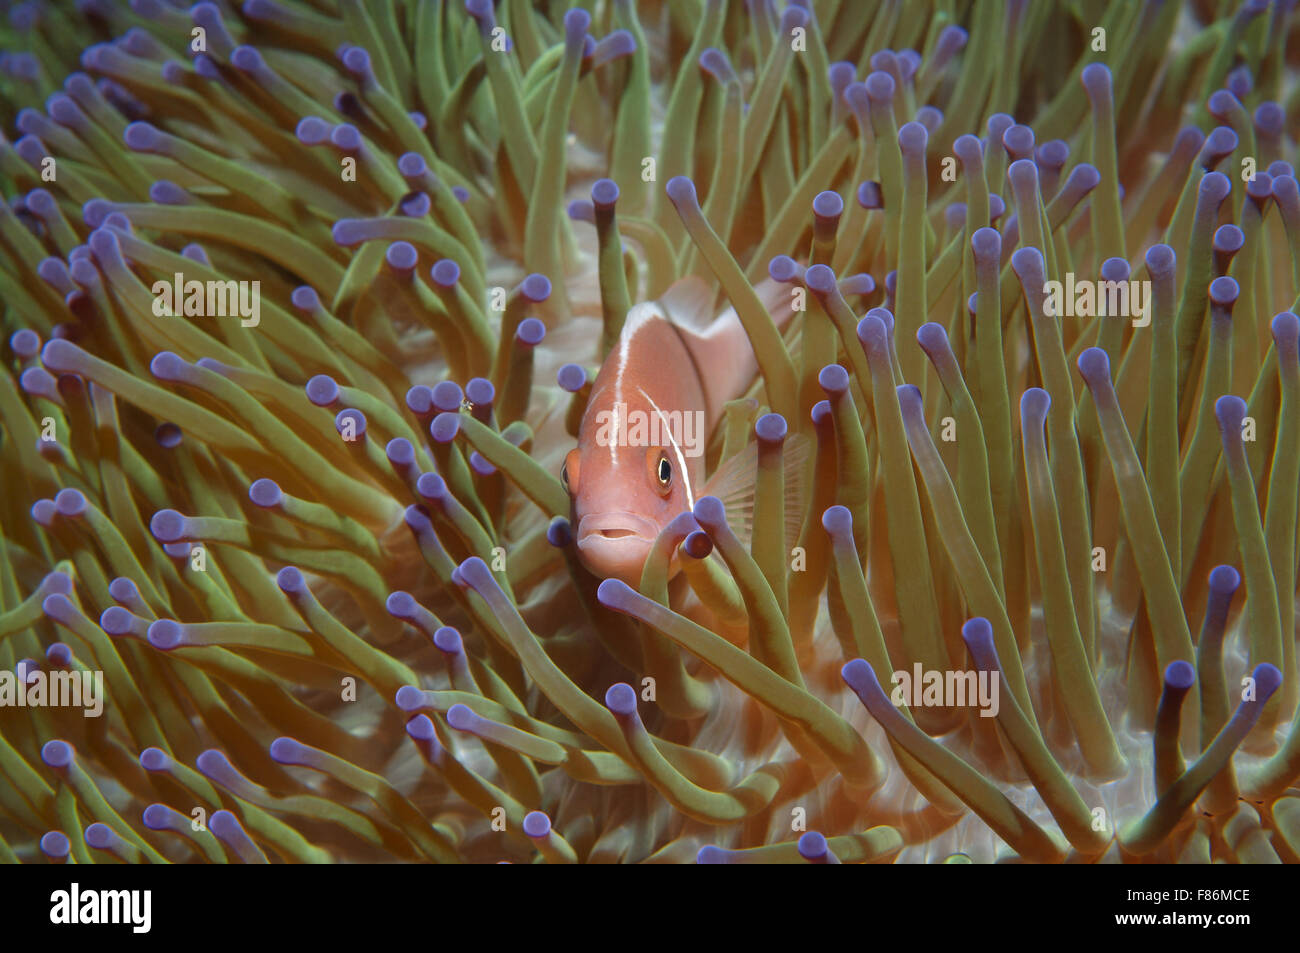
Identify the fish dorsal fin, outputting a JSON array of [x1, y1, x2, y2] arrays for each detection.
[[659, 278, 762, 430], [757, 275, 799, 333], [658, 276, 717, 334], [658, 275, 804, 435], [701, 433, 810, 553], [661, 275, 798, 335]]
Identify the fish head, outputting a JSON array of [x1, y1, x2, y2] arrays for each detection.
[[563, 437, 693, 585]]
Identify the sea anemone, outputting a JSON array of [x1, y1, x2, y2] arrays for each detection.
[[0, 0, 1298, 866]]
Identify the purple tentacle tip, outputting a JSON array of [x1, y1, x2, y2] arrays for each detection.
[[665, 176, 698, 206], [1213, 225, 1244, 257], [591, 178, 619, 209], [1208, 564, 1241, 596], [291, 286, 320, 312], [1214, 395, 1247, 438], [268, 736, 308, 765], [42, 739, 74, 768], [568, 200, 595, 223], [231, 45, 264, 73], [1207, 89, 1240, 121], [517, 317, 546, 346], [430, 412, 460, 443], [146, 618, 184, 650], [1273, 312, 1300, 360], [41, 831, 70, 858], [305, 374, 339, 406], [431, 380, 464, 412], [916, 321, 950, 357], [797, 831, 830, 861], [813, 190, 844, 220], [604, 682, 638, 716], [1010, 246, 1046, 285], [11, 327, 42, 358], [865, 70, 894, 103], [1080, 62, 1112, 97], [896, 384, 923, 418], [595, 577, 636, 612], [898, 120, 927, 155], [1144, 244, 1175, 278], [248, 478, 283, 508], [1020, 387, 1051, 427], [804, 263, 837, 294], [755, 413, 786, 443], [431, 259, 461, 287], [277, 566, 307, 595], [971, 227, 1000, 259], [818, 363, 849, 396], [856, 181, 883, 209], [546, 517, 574, 548], [1209, 275, 1239, 307], [433, 626, 463, 654], [960, 617, 997, 659], [465, 377, 495, 407], [416, 471, 448, 502], [840, 657, 880, 700], [397, 152, 427, 180], [395, 686, 424, 711], [385, 590, 417, 619], [386, 438, 416, 468], [403, 189, 431, 218], [522, 811, 551, 839], [557, 363, 586, 392], [139, 747, 170, 771], [1200, 170, 1232, 204], [100, 606, 135, 636], [856, 312, 889, 354], [335, 408, 367, 439], [330, 123, 362, 152], [1164, 660, 1196, 692], [682, 530, 712, 559], [1254, 102, 1283, 136], [1099, 257, 1130, 284], [149, 508, 186, 543], [54, 488, 87, 517], [821, 504, 852, 537], [386, 241, 419, 272], [1076, 347, 1112, 386], [768, 255, 801, 283]]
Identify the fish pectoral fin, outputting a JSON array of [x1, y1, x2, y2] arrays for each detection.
[[702, 440, 755, 546], [700, 433, 809, 553], [781, 433, 810, 551]]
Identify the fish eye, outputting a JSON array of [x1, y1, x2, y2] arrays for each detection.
[[561, 449, 580, 495], [656, 456, 672, 487]]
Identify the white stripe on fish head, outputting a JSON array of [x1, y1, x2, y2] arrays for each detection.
[[637, 386, 696, 511], [611, 302, 660, 465]]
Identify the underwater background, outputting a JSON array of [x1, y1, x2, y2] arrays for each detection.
[[0, 0, 1298, 864]]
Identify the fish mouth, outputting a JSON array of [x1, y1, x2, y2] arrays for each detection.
[[577, 512, 660, 544]]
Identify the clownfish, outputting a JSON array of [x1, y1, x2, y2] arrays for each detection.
[[562, 277, 797, 584]]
